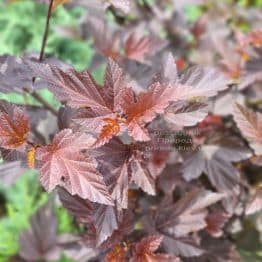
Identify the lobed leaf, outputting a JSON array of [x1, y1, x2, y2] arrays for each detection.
[[233, 103, 262, 155], [36, 129, 113, 205], [121, 83, 178, 141], [131, 235, 180, 262], [124, 33, 166, 63], [0, 106, 29, 150], [19, 202, 59, 261]]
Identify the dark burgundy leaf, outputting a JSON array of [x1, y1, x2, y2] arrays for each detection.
[[0, 161, 26, 187], [58, 187, 94, 223], [28, 61, 110, 112], [111, 162, 129, 209], [93, 204, 118, 245], [130, 158, 156, 195], [92, 137, 163, 198], [59, 187, 123, 246], [185, 236, 243, 262], [162, 236, 204, 258], [155, 189, 225, 237], [101, 210, 133, 249], [57, 106, 76, 130], [19, 202, 60, 261], [182, 135, 251, 212], [0, 55, 34, 93]]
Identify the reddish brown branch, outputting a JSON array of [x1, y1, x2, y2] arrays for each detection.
[[30, 91, 58, 116], [23, 88, 58, 116], [39, 0, 54, 62], [24, 0, 58, 116]]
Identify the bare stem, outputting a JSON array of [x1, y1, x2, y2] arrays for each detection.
[[23, 88, 58, 116], [30, 91, 58, 116], [25, 0, 58, 116], [39, 0, 54, 62]]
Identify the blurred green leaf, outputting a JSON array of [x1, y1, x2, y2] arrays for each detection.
[[0, 170, 48, 259], [185, 5, 204, 23], [57, 254, 74, 262], [55, 206, 76, 234], [93, 63, 107, 85], [0, 88, 61, 108], [0, 0, 93, 70]]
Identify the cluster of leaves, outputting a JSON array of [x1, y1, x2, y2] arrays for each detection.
[[0, 0, 262, 261]]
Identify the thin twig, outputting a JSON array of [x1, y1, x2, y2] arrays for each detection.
[[30, 91, 58, 115], [25, 0, 58, 116], [23, 88, 58, 116], [39, 0, 54, 62]]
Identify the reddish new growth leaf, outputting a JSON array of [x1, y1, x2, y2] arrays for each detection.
[[92, 117, 122, 148], [120, 83, 177, 141], [131, 235, 180, 262], [101, 66, 177, 142], [36, 129, 113, 205], [233, 103, 262, 155], [246, 29, 262, 46], [235, 30, 262, 63], [205, 209, 229, 237], [124, 33, 166, 63], [236, 29, 262, 52], [104, 243, 128, 262], [0, 106, 29, 150]]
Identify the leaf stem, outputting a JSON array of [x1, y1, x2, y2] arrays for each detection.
[[39, 0, 54, 62]]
